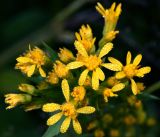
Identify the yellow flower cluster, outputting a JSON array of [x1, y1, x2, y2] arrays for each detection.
[[4, 2, 153, 136], [42, 79, 95, 134]]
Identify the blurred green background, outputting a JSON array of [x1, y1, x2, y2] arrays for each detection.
[[0, 0, 160, 136]]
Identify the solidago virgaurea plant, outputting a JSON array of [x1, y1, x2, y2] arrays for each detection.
[[4, 2, 159, 137]]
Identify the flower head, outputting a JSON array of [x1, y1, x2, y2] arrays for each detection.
[[71, 86, 86, 101], [67, 42, 121, 90], [103, 83, 125, 102], [96, 3, 121, 44], [108, 51, 151, 95], [5, 94, 32, 109], [54, 60, 69, 78], [15, 46, 47, 77], [47, 70, 59, 84], [42, 79, 95, 134], [58, 48, 75, 63], [75, 24, 96, 52]]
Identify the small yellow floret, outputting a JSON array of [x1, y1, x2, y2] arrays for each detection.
[[103, 83, 125, 102], [15, 46, 47, 77], [47, 70, 59, 84], [54, 61, 69, 78], [58, 48, 75, 63], [61, 102, 77, 118], [105, 31, 119, 41], [71, 86, 86, 101], [5, 94, 32, 109], [75, 24, 95, 52]]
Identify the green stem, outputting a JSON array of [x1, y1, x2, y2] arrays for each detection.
[[145, 81, 160, 93]]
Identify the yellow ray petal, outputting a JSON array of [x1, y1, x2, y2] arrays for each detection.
[[108, 57, 123, 67], [42, 103, 60, 112], [98, 43, 113, 58], [116, 71, 126, 79], [136, 67, 151, 77], [95, 2, 106, 16], [73, 119, 82, 134], [77, 106, 95, 114], [102, 63, 122, 71], [92, 71, 99, 90], [16, 57, 32, 63], [79, 69, 89, 85], [47, 112, 63, 126], [110, 2, 116, 11], [96, 67, 105, 81], [27, 65, 36, 77], [60, 117, 71, 133], [115, 3, 122, 16], [131, 79, 138, 95], [74, 41, 88, 57], [133, 54, 142, 66], [112, 83, 125, 92], [67, 61, 84, 69], [126, 51, 132, 65], [39, 67, 46, 77], [61, 79, 70, 102], [75, 32, 81, 41]]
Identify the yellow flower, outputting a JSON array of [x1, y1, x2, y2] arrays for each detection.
[[75, 24, 96, 52], [5, 94, 32, 109], [47, 70, 59, 84], [108, 51, 151, 95], [54, 60, 69, 78], [103, 83, 125, 102], [58, 48, 75, 63], [42, 79, 95, 134], [94, 129, 105, 137], [67, 42, 121, 90], [105, 30, 119, 42], [96, 2, 122, 33], [15, 46, 47, 77], [71, 86, 86, 101]]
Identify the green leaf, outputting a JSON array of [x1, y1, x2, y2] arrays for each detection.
[[42, 117, 64, 137], [139, 93, 160, 100], [42, 41, 58, 62]]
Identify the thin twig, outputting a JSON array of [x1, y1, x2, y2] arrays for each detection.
[[145, 81, 160, 94]]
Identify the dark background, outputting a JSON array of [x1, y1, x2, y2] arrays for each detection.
[[0, 0, 160, 136]]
